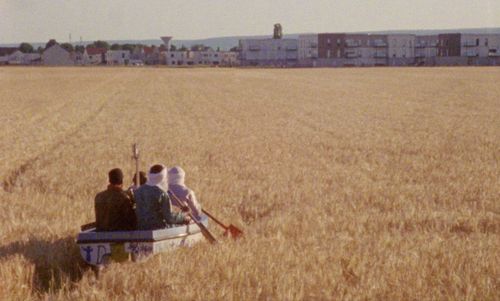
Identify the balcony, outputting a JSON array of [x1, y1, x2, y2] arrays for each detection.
[[286, 47, 298, 51], [373, 41, 387, 47], [374, 52, 387, 58], [345, 52, 360, 58], [415, 53, 426, 58], [462, 41, 477, 47], [345, 40, 361, 47], [415, 43, 426, 48], [465, 52, 478, 57], [249, 46, 261, 51]]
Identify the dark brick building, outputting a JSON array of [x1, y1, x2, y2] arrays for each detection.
[[438, 33, 461, 56]]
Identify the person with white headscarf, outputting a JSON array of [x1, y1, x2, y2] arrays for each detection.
[[168, 166, 202, 220], [134, 164, 190, 230]]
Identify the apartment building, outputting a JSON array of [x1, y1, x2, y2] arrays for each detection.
[[239, 38, 298, 67], [316, 33, 388, 67], [387, 34, 415, 66], [165, 49, 238, 66], [415, 35, 439, 65], [298, 34, 318, 66]]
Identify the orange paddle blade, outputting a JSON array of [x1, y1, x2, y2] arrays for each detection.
[[224, 224, 243, 239]]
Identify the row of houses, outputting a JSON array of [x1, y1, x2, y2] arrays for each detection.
[[239, 30, 500, 67], [0, 48, 41, 65], [1, 37, 238, 67]]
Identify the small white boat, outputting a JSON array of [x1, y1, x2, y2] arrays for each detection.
[[76, 215, 209, 267]]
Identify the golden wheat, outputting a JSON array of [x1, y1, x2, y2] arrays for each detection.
[[0, 67, 498, 300]]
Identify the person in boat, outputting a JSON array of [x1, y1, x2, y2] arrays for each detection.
[[134, 164, 190, 230], [94, 168, 137, 231], [168, 166, 202, 220]]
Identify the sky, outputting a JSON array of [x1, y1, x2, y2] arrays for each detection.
[[1, 0, 499, 44]]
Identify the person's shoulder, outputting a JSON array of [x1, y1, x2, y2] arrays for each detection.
[[94, 189, 108, 202]]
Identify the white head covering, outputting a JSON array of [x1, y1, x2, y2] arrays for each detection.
[[146, 164, 169, 193], [168, 166, 186, 186]]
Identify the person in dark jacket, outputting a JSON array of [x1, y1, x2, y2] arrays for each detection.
[[95, 168, 137, 231], [135, 164, 190, 230]]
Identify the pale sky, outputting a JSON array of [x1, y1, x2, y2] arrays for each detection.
[[1, 0, 499, 43]]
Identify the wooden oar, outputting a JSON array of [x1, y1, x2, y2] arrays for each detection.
[[201, 209, 243, 239], [168, 191, 217, 244]]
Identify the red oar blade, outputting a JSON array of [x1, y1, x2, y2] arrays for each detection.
[[224, 224, 243, 239]]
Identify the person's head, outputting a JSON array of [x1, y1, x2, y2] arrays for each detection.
[[108, 168, 124, 186], [168, 166, 186, 186], [132, 171, 147, 186], [150, 164, 165, 174]]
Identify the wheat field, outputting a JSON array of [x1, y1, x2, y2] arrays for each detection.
[[0, 67, 498, 300]]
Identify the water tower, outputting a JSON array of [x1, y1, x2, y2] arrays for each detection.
[[161, 36, 172, 50]]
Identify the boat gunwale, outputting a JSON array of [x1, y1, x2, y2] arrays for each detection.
[[76, 232, 193, 244]]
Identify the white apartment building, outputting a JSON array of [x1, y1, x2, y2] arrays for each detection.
[[387, 34, 415, 58], [415, 35, 439, 58], [461, 34, 500, 57], [106, 50, 131, 65], [239, 38, 298, 66], [165, 49, 238, 66], [298, 34, 318, 59]]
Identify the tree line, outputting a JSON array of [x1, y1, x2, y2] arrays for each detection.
[[16, 39, 237, 54]]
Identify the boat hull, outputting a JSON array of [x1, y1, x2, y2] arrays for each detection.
[[76, 216, 208, 266]]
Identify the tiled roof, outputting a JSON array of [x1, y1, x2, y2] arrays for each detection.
[[143, 46, 155, 54], [86, 48, 107, 55], [0, 47, 19, 56]]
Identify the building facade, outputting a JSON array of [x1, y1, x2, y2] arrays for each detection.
[[239, 38, 298, 67], [42, 44, 74, 65], [106, 50, 131, 65]]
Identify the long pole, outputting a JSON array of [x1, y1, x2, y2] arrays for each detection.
[[132, 144, 139, 188], [168, 191, 217, 244]]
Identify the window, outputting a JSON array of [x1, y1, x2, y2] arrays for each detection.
[[122, 53, 125, 58], [171, 54, 174, 58], [476, 38, 479, 46], [485, 38, 488, 46]]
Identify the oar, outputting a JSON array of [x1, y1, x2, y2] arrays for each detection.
[[201, 209, 243, 239], [168, 191, 217, 244]]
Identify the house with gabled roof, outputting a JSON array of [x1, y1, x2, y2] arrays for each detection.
[[83, 48, 107, 65], [42, 44, 74, 65], [0, 47, 20, 65]]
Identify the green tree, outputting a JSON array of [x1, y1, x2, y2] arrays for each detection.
[[36, 46, 44, 54], [179, 44, 188, 51], [121, 44, 136, 52], [74, 45, 85, 53], [230, 46, 239, 52], [45, 39, 57, 49], [90, 40, 110, 49], [110, 43, 122, 50], [19, 42, 34, 53], [60, 43, 74, 52], [170, 44, 177, 51]]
